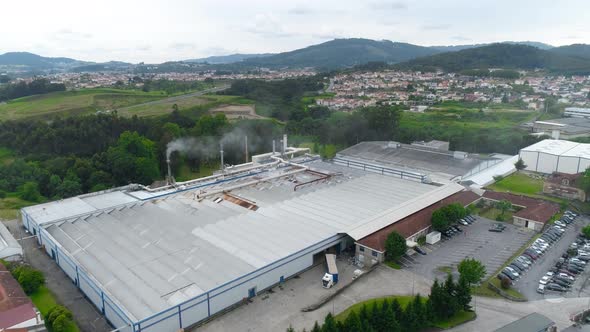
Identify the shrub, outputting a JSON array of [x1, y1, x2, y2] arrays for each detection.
[[583, 225, 590, 239], [46, 305, 74, 332], [11, 265, 45, 295], [500, 277, 511, 289], [417, 235, 426, 245]]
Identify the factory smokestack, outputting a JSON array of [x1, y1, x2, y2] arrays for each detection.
[[167, 159, 172, 184], [245, 135, 249, 163], [220, 142, 224, 174]]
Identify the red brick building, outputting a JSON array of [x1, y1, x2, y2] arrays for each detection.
[[355, 191, 480, 263]]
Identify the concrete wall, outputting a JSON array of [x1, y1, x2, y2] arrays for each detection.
[[543, 182, 586, 201], [513, 216, 542, 231], [355, 244, 383, 265]]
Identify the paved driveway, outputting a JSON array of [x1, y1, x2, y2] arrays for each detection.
[[406, 217, 534, 281], [452, 296, 588, 331], [194, 264, 432, 332]]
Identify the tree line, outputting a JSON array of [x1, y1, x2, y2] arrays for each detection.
[[0, 78, 65, 102], [288, 273, 472, 332]]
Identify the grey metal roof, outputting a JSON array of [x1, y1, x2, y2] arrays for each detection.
[[34, 160, 458, 321], [494, 312, 554, 332], [336, 141, 493, 180]]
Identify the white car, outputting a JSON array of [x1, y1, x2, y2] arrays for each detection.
[[546, 271, 554, 277], [505, 266, 520, 277], [539, 276, 552, 285], [571, 258, 586, 265]]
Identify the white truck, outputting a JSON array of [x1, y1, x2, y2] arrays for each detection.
[[322, 254, 339, 289]]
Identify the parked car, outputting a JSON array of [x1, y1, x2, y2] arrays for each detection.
[[509, 263, 525, 272], [537, 284, 545, 294], [414, 247, 427, 255], [559, 270, 576, 278], [504, 267, 520, 278], [546, 283, 567, 292], [553, 279, 571, 288], [523, 251, 538, 260], [459, 219, 469, 226], [539, 275, 552, 285], [555, 275, 573, 284]]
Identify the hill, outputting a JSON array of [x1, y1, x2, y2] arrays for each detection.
[[396, 43, 590, 74], [549, 44, 590, 59], [0, 52, 79, 68], [185, 53, 273, 64], [240, 38, 441, 69], [430, 41, 554, 52]]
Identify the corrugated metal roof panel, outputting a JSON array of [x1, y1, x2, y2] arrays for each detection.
[[345, 182, 465, 240]]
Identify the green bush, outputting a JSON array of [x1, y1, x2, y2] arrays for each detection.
[[583, 225, 590, 239], [385, 231, 407, 262], [11, 265, 45, 295], [417, 235, 426, 245], [46, 305, 74, 332]]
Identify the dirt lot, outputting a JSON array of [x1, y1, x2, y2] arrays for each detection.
[[209, 104, 265, 120]]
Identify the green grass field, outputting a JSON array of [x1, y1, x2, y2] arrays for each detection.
[[488, 173, 544, 195], [0, 195, 35, 220], [0, 88, 168, 120], [118, 94, 255, 118], [31, 286, 79, 332]]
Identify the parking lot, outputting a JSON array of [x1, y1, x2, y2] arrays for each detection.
[[513, 214, 590, 301], [405, 216, 534, 281]]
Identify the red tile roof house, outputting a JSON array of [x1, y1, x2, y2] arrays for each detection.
[[355, 191, 480, 264], [482, 191, 560, 232], [0, 264, 44, 331]]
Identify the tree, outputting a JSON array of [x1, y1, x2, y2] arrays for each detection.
[[46, 305, 74, 332], [429, 279, 446, 320], [343, 310, 362, 332], [500, 276, 511, 289], [581, 168, 590, 194], [311, 321, 321, 332], [495, 200, 513, 219], [443, 274, 459, 318], [431, 209, 449, 231], [458, 258, 487, 285], [390, 298, 403, 325], [384, 231, 407, 262], [411, 294, 426, 329], [456, 275, 472, 311], [20, 181, 41, 202], [382, 305, 401, 332], [322, 312, 338, 332], [106, 131, 160, 185], [11, 265, 45, 295], [514, 158, 526, 171], [286, 325, 295, 332], [583, 225, 590, 239]]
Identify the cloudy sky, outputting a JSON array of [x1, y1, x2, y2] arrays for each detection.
[[1, 0, 589, 63]]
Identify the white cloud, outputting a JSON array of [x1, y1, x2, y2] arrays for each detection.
[[0, 0, 588, 62]]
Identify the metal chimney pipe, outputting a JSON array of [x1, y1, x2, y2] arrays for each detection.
[[245, 135, 249, 163], [166, 159, 172, 184], [272, 140, 276, 154], [220, 142, 224, 174], [283, 134, 288, 153]]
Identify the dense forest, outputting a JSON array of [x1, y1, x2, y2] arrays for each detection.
[[0, 78, 65, 101]]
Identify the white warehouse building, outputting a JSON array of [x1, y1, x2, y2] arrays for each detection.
[[519, 139, 590, 174], [20, 150, 464, 332]]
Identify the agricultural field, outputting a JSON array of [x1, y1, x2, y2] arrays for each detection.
[[116, 93, 254, 118], [0, 88, 167, 120]]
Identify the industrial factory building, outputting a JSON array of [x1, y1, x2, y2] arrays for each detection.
[[334, 141, 507, 184], [519, 139, 590, 174], [21, 148, 468, 332]]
